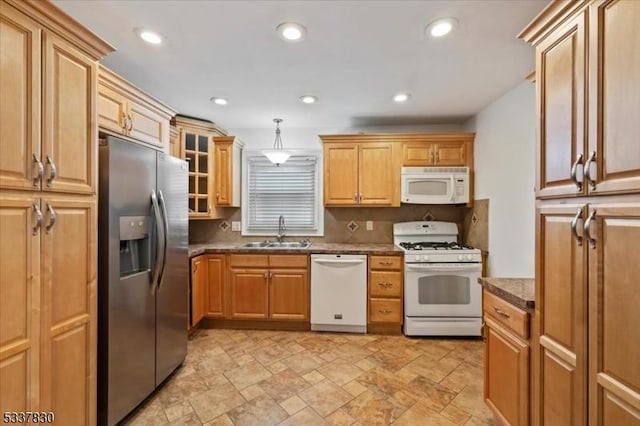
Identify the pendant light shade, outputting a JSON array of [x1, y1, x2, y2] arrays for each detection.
[[263, 118, 291, 166]]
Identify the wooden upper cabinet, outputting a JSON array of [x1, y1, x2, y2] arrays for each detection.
[[536, 11, 587, 199], [323, 143, 359, 205], [587, 0, 640, 195], [97, 66, 175, 153], [43, 32, 97, 195], [0, 192, 41, 414], [213, 136, 242, 207], [536, 203, 587, 425], [322, 140, 398, 206], [587, 202, 640, 425], [0, 7, 40, 191], [402, 140, 467, 166]]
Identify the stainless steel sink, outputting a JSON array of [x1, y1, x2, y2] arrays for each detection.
[[267, 241, 312, 248], [239, 241, 270, 248], [239, 241, 311, 249]]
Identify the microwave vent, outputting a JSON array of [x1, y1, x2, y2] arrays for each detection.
[[402, 167, 469, 174]]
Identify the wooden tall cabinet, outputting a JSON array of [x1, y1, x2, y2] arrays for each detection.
[[0, 1, 112, 424], [212, 136, 243, 207], [520, 1, 640, 424]]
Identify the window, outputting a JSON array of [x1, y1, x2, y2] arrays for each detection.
[[242, 152, 323, 236]]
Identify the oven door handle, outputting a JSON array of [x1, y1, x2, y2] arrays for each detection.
[[406, 264, 481, 273]]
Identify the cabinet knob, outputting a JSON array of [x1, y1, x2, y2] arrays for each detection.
[[583, 151, 597, 190], [584, 210, 597, 249], [32, 202, 43, 236], [127, 114, 133, 132], [570, 153, 584, 191], [45, 203, 57, 233], [32, 153, 44, 187], [378, 309, 392, 314], [493, 307, 510, 319], [46, 155, 57, 187]]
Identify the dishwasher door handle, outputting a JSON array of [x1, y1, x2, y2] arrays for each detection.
[[312, 259, 365, 265]]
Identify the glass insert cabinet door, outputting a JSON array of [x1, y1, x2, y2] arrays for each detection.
[[184, 132, 211, 215]]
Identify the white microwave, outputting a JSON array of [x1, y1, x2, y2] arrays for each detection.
[[401, 167, 470, 204]]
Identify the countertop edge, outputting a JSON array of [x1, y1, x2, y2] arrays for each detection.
[[478, 277, 535, 313], [188, 244, 403, 258]]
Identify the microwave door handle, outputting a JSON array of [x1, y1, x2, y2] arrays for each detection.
[[406, 264, 481, 273], [449, 175, 455, 202]]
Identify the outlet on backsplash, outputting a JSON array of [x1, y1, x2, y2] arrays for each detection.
[[231, 221, 241, 231], [366, 221, 373, 231]]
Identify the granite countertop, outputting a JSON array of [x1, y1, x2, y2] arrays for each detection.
[[478, 277, 534, 312], [188, 242, 403, 257]]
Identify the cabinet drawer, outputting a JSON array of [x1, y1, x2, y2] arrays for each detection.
[[269, 255, 308, 268], [483, 290, 529, 339], [369, 255, 402, 270], [369, 271, 402, 297], [369, 299, 402, 323], [230, 254, 269, 267]]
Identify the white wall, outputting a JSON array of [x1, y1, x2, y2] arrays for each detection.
[[228, 124, 464, 150], [464, 81, 536, 277]]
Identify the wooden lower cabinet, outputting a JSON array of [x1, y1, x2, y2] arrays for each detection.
[[483, 289, 531, 426], [229, 268, 269, 319], [190, 255, 207, 327], [206, 255, 226, 317], [484, 316, 530, 426], [368, 255, 403, 333], [269, 269, 309, 320]]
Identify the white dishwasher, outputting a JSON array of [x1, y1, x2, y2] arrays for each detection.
[[310, 254, 367, 333]]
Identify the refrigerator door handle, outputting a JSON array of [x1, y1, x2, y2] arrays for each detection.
[[157, 190, 170, 290], [150, 190, 165, 294]]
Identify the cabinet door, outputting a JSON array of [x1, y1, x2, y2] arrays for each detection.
[[359, 142, 395, 205], [587, 202, 640, 425], [96, 82, 127, 137], [186, 133, 214, 217], [401, 142, 434, 166], [190, 256, 207, 326], [214, 142, 232, 206], [269, 269, 308, 321], [39, 196, 96, 426], [0, 7, 41, 191], [324, 143, 358, 205], [536, 12, 587, 198], [587, 0, 640, 195], [229, 268, 268, 319], [536, 203, 587, 425], [128, 100, 168, 152], [484, 317, 530, 426], [42, 32, 97, 195], [206, 255, 226, 318], [434, 142, 466, 166], [0, 192, 40, 414]]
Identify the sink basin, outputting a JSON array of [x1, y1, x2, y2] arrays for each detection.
[[240, 241, 270, 248], [267, 241, 312, 248], [239, 241, 311, 249]]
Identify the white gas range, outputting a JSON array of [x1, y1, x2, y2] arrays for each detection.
[[394, 221, 482, 337]]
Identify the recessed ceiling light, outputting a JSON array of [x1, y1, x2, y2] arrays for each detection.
[[426, 18, 458, 38], [393, 93, 410, 103], [135, 28, 164, 45], [300, 95, 318, 104], [210, 97, 228, 106], [276, 22, 306, 42]]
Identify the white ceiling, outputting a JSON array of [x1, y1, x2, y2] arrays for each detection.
[[53, 0, 546, 129]]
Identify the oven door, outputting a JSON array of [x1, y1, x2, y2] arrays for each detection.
[[404, 262, 482, 317]]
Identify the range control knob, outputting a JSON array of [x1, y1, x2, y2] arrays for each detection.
[[458, 254, 464, 261], [466, 254, 473, 261], [422, 255, 430, 261]]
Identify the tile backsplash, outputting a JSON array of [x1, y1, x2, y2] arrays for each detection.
[[189, 204, 475, 245]]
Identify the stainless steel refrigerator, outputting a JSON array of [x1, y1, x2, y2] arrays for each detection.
[[97, 136, 188, 425]]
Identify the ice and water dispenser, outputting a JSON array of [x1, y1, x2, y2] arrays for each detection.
[[119, 216, 151, 277]]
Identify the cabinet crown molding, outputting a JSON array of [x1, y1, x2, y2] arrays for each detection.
[[517, 0, 590, 45], [319, 132, 475, 144], [3, 0, 114, 59], [172, 115, 227, 136]]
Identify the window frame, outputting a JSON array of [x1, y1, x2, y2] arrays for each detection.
[[241, 150, 324, 237]]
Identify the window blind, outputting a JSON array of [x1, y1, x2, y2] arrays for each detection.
[[246, 154, 318, 232]]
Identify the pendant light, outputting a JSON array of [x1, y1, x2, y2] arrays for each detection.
[[263, 118, 291, 166]]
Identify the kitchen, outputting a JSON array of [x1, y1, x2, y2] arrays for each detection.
[[0, 0, 638, 425]]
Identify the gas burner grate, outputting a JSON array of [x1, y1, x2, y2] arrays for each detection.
[[398, 241, 475, 251]]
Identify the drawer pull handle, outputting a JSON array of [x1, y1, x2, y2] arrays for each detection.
[[379, 261, 393, 266], [378, 309, 392, 314], [377, 281, 393, 288], [493, 307, 510, 319]]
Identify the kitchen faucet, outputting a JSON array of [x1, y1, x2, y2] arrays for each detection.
[[276, 215, 286, 242]]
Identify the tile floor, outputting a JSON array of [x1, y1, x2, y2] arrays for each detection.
[[124, 329, 498, 425]]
